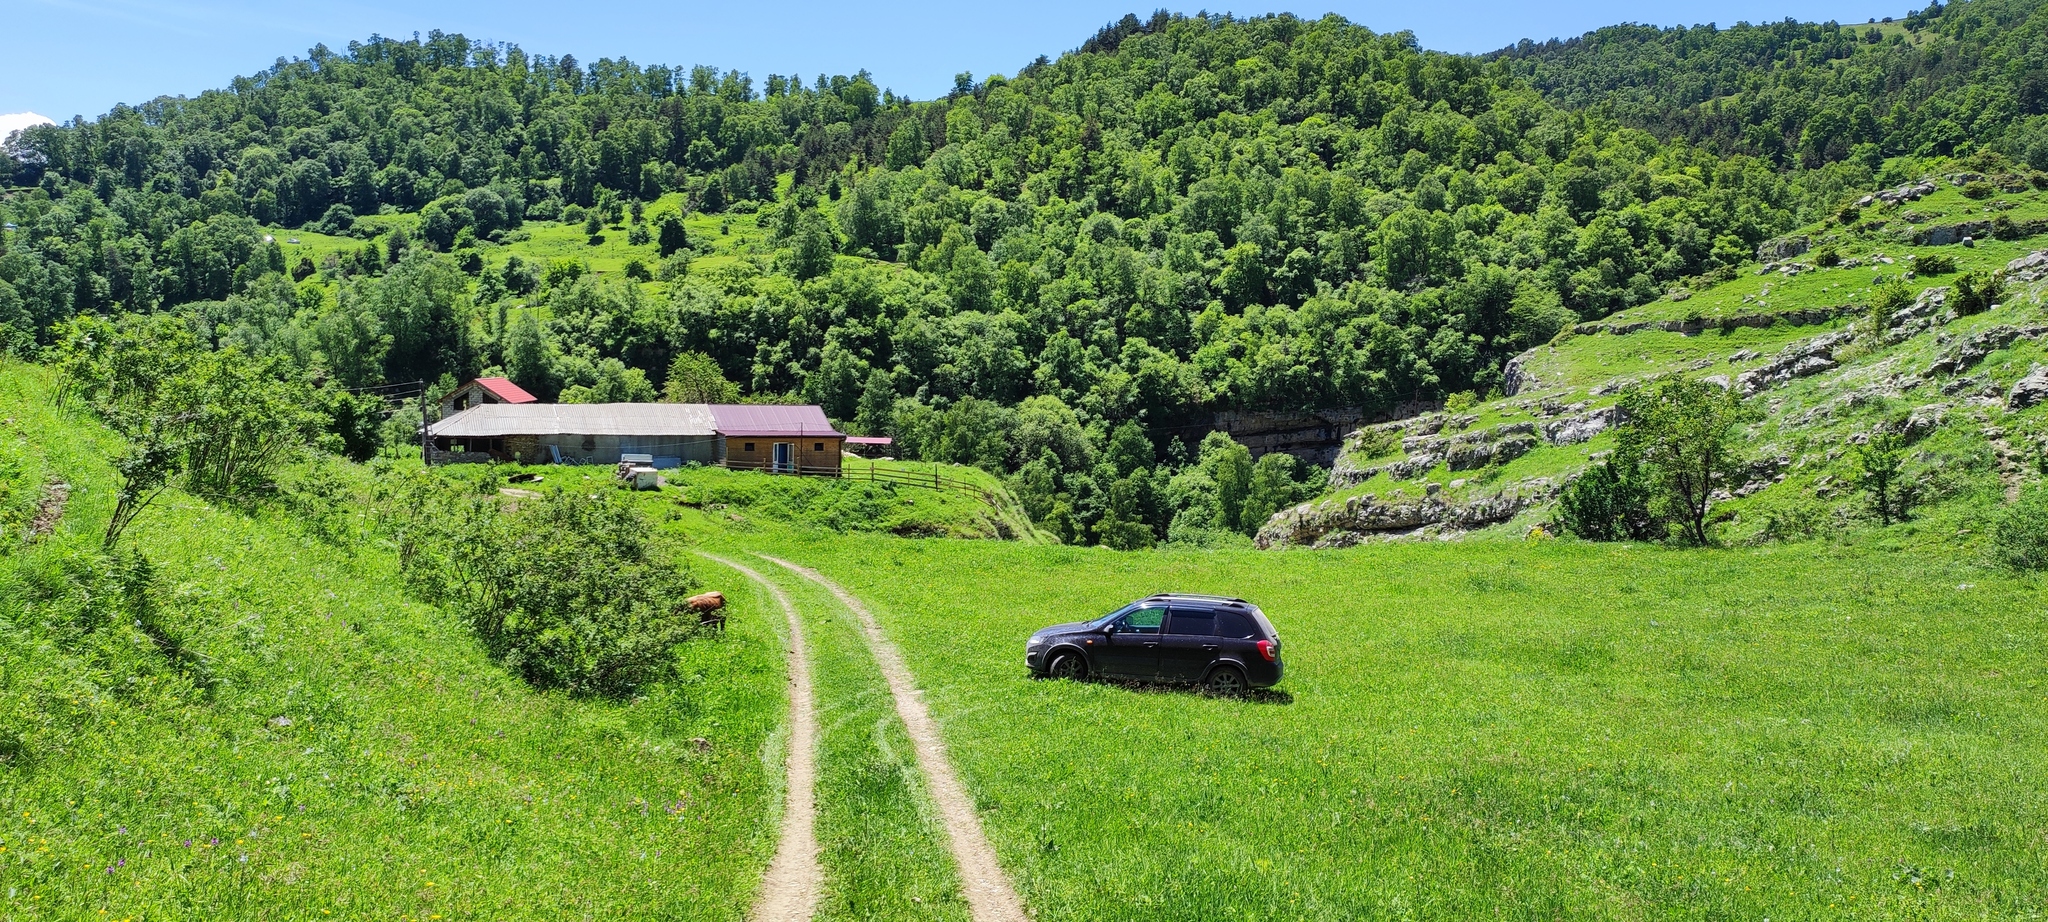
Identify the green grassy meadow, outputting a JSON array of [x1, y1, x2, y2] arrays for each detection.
[[0, 366, 787, 920], [9, 347, 2048, 919], [721, 522, 2048, 920]]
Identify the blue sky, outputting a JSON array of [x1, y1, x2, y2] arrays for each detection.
[[6, 0, 1905, 122]]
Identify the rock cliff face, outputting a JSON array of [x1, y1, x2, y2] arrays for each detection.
[[1570, 305, 1856, 338]]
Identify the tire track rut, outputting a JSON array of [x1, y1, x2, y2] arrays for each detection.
[[697, 553, 822, 922], [757, 554, 1028, 922]]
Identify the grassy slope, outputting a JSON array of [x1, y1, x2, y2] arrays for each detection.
[[0, 365, 785, 920], [478, 458, 1030, 541], [733, 524, 2048, 920], [1322, 168, 2048, 524]]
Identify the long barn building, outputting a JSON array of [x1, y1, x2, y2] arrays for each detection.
[[427, 401, 846, 473]]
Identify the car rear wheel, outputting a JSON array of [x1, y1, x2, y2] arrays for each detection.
[[1203, 665, 1248, 698], [1048, 651, 1088, 682]]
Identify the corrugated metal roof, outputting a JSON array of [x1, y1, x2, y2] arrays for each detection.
[[707, 404, 846, 437], [475, 377, 538, 403], [429, 403, 717, 438]]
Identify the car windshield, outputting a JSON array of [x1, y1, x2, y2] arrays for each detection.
[[1089, 602, 1142, 628]]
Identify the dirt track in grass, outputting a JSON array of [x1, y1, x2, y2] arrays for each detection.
[[758, 554, 1028, 922], [698, 553, 822, 922]]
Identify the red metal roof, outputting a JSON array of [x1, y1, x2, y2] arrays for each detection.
[[707, 404, 845, 438], [475, 377, 539, 403]]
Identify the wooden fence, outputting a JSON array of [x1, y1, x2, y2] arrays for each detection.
[[719, 458, 997, 507]]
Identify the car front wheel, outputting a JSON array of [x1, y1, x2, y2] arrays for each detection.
[[1048, 651, 1088, 682], [1203, 665, 1247, 698]]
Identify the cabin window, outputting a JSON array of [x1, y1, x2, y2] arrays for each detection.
[[813, 442, 824, 452], [744, 442, 755, 452]]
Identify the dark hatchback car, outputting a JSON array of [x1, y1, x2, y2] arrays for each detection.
[[1025, 594, 1283, 695]]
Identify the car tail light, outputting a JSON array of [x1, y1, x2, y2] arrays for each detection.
[[1256, 639, 1277, 662]]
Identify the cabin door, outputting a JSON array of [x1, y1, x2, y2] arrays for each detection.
[[772, 442, 795, 473]]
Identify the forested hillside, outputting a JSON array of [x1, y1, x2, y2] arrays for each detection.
[[1494, 0, 2048, 167], [1, 3, 2043, 546]]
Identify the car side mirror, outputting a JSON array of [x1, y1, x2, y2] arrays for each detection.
[[1103, 624, 1118, 635]]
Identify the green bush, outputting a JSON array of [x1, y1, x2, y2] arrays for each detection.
[[1813, 246, 1841, 268], [392, 477, 703, 696], [1555, 454, 1655, 541], [1961, 180, 1994, 199], [1912, 253, 1956, 275], [1952, 271, 2004, 316], [1991, 485, 2048, 571]]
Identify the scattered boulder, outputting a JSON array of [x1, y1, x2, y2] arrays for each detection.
[[1904, 404, 1949, 441], [1856, 180, 1938, 208], [1756, 235, 1810, 261], [2010, 366, 2048, 411], [2006, 249, 2048, 283]]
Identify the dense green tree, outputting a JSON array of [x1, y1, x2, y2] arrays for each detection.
[[1614, 377, 1754, 545], [662, 350, 740, 403]]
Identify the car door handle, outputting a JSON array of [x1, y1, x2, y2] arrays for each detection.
[[1143, 642, 1158, 648], [1201, 644, 1218, 651]]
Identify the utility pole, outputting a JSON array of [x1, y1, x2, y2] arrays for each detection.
[[419, 385, 430, 465]]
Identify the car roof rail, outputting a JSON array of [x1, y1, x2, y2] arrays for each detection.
[[1146, 592, 1250, 606]]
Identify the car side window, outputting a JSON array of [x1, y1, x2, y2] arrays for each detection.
[[1115, 606, 1164, 634], [1213, 611, 1257, 639], [1167, 606, 1214, 636]]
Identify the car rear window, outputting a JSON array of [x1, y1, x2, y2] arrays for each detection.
[[1248, 607, 1279, 640], [1212, 610, 1257, 638], [1168, 607, 1214, 635]]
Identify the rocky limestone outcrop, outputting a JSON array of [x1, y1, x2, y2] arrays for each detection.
[[1855, 180, 1937, 209], [1403, 422, 1538, 473], [1330, 420, 1536, 486], [2010, 366, 2048, 411], [1904, 403, 1950, 441], [2007, 249, 2048, 284], [1925, 325, 2048, 377], [1914, 221, 1993, 247], [1255, 478, 1563, 549], [1542, 406, 1617, 446], [1572, 305, 1856, 337], [1735, 331, 1854, 395], [1756, 235, 1810, 261], [1884, 286, 1949, 342], [1502, 351, 1539, 396]]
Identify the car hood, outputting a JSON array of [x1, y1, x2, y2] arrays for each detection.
[[1030, 621, 1094, 640]]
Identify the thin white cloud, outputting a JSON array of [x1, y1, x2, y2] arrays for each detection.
[[0, 112, 57, 144]]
